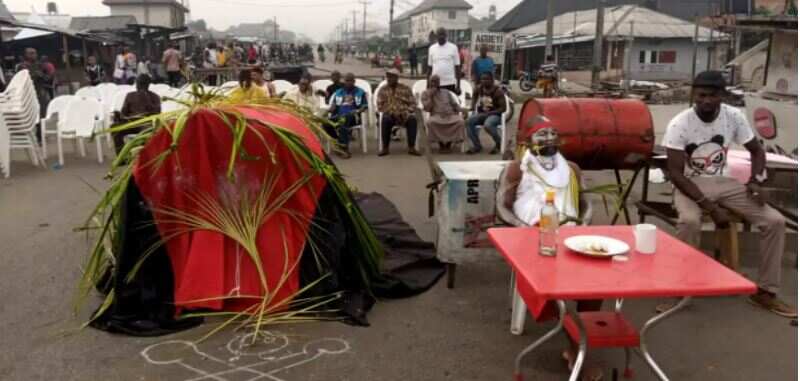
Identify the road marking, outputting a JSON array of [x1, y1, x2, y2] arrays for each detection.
[[141, 330, 350, 381]]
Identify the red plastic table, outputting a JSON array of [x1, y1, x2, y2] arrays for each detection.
[[488, 226, 757, 381]]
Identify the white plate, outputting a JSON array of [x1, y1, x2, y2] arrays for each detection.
[[564, 235, 630, 258]]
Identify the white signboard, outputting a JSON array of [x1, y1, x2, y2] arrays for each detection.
[[471, 32, 505, 63]]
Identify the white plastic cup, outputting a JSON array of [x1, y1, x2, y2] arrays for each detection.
[[634, 224, 657, 254]]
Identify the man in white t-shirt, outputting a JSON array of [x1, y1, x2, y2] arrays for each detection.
[[427, 28, 461, 94], [662, 70, 794, 318]]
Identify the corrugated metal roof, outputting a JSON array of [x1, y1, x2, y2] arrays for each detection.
[[70, 15, 137, 31], [102, 0, 189, 13], [408, 0, 472, 17], [512, 5, 727, 41]]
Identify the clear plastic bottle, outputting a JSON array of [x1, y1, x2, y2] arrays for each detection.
[[538, 189, 559, 256]]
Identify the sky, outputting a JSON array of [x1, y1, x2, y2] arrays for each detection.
[[5, 0, 523, 42]]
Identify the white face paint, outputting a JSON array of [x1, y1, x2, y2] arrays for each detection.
[[530, 127, 560, 171]]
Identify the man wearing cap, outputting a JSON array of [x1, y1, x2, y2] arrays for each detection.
[[376, 69, 420, 156], [662, 70, 795, 317]]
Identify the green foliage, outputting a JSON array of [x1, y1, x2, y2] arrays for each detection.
[[75, 83, 384, 340]]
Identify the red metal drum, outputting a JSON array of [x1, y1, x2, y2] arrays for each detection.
[[517, 98, 655, 170]]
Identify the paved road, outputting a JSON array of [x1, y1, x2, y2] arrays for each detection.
[[0, 72, 796, 380]]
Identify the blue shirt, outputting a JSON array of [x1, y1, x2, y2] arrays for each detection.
[[472, 57, 496, 79], [331, 86, 367, 117]]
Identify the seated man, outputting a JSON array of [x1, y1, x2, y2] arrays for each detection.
[[283, 72, 323, 117], [466, 72, 506, 155], [663, 70, 795, 317], [500, 116, 580, 226], [325, 70, 343, 104], [327, 72, 367, 159], [420, 74, 465, 153], [499, 117, 602, 380], [376, 69, 420, 157], [115, 74, 161, 151]]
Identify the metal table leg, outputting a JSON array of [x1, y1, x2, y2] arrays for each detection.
[[514, 300, 568, 381], [446, 263, 456, 289], [564, 302, 588, 381], [635, 296, 692, 381]]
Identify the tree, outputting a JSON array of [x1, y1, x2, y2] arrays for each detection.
[[187, 19, 207, 32]]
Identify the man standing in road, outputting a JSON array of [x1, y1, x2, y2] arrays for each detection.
[[15, 48, 51, 118], [162, 44, 183, 87], [536, 55, 559, 98], [427, 28, 461, 94], [663, 71, 795, 318], [471, 44, 495, 84], [408, 44, 418, 77]]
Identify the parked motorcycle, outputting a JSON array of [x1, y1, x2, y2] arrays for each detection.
[[518, 71, 535, 92]]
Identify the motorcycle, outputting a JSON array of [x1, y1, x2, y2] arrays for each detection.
[[518, 70, 535, 92]]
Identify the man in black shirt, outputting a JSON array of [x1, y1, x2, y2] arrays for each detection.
[[85, 55, 105, 86], [325, 70, 343, 103], [115, 74, 161, 151]]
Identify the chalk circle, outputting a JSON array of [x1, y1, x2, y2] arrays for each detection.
[[303, 338, 351, 355], [141, 340, 198, 365], [226, 331, 290, 359]]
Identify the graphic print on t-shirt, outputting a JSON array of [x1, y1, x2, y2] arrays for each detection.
[[478, 95, 494, 112], [685, 135, 726, 176]]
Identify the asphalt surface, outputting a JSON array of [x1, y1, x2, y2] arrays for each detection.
[[0, 57, 796, 381]]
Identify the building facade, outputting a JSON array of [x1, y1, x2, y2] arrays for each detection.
[[103, 0, 188, 29]]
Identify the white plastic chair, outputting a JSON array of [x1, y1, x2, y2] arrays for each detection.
[[355, 79, 374, 129], [161, 99, 186, 113], [150, 83, 172, 96], [459, 79, 474, 108], [312, 79, 333, 109], [272, 80, 293, 96], [75, 86, 101, 101], [412, 80, 428, 100], [0, 115, 8, 178], [40, 95, 74, 158], [1, 75, 43, 167], [58, 97, 107, 165]]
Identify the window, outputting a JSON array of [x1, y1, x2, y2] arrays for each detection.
[[658, 50, 677, 64], [639, 50, 677, 64], [448, 10, 456, 19]]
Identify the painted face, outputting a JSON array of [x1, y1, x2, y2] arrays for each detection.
[[530, 127, 560, 170]]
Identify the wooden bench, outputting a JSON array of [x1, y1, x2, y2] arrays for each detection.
[[636, 200, 744, 271]]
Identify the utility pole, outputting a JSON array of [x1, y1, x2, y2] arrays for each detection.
[[691, 14, 700, 80], [623, 20, 634, 93], [545, 0, 554, 58], [389, 0, 394, 40], [360, 0, 368, 41], [591, 0, 605, 87], [274, 16, 278, 42], [353, 10, 357, 42]]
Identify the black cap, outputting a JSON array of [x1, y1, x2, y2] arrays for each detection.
[[692, 70, 726, 89]]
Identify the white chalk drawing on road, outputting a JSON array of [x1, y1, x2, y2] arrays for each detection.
[[141, 330, 350, 381]]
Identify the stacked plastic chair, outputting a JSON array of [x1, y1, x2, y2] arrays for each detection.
[[0, 70, 43, 175]]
